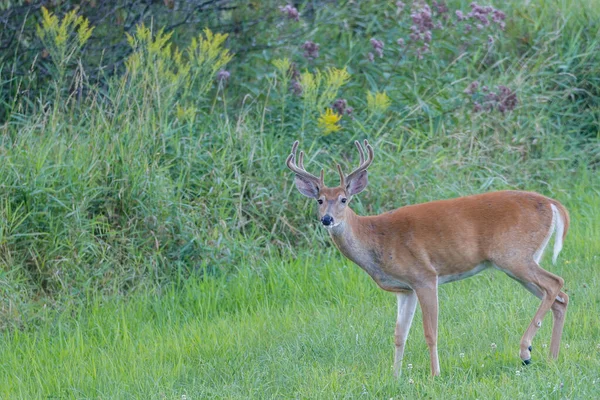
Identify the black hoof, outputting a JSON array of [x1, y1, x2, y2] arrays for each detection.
[[522, 359, 531, 366], [528, 345, 532, 352]]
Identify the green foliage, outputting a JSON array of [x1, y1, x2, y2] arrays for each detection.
[[0, 0, 599, 314]]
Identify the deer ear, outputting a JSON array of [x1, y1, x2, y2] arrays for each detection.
[[346, 170, 368, 196], [294, 175, 319, 199]]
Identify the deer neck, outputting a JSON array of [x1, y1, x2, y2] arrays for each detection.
[[328, 208, 371, 263]]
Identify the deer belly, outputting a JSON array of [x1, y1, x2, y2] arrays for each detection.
[[437, 262, 489, 284], [356, 259, 412, 291], [337, 244, 412, 290]]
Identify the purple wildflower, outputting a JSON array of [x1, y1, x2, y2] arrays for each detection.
[[367, 52, 375, 62], [497, 85, 518, 113], [397, 38, 405, 47], [411, 3, 434, 34], [465, 3, 508, 30], [290, 80, 302, 96], [416, 43, 429, 59], [455, 10, 466, 21], [492, 9, 505, 23], [332, 98, 353, 116], [432, 1, 449, 17], [301, 41, 319, 60], [469, 84, 517, 113], [485, 91, 500, 103], [488, 35, 494, 46], [279, 5, 300, 21], [370, 38, 385, 57], [464, 80, 479, 95], [216, 70, 230, 82], [396, 1, 406, 13]]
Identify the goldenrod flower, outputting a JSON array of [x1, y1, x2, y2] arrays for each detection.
[[367, 91, 391, 114], [318, 108, 342, 134]]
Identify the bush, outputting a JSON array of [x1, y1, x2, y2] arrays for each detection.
[[0, 1, 598, 307]]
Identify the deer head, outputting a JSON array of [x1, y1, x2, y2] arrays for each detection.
[[286, 140, 374, 229]]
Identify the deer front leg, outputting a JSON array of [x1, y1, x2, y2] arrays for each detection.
[[394, 290, 418, 378], [415, 282, 440, 376]]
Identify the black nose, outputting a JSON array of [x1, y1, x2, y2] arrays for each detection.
[[321, 215, 333, 226]]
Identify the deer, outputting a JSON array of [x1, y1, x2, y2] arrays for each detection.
[[286, 139, 570, 377]]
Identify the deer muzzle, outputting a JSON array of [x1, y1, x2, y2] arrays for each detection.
[[321, 214, 334, 226]]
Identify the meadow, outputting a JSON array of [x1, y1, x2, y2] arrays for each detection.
[[0, 0, 599, 398], [1, 199, 599, 398]]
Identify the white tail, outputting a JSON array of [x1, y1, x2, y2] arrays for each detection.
[[287, 140, 570, 377], [552, 204, 565, 264]]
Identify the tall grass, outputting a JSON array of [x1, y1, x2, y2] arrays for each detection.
[[0, 0, 598, 356], [0, 184, 598, 397]]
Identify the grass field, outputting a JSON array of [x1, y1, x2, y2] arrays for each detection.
[[1, 186, 598, 398]]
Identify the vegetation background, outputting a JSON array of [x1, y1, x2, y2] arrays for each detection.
[[0, 0, 599, 398]]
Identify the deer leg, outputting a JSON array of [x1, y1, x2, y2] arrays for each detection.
[[516, 281, 569, 360], [394, 290, 418, 378], [414, 282, 440, 376], [505, 262, 565, 364], [549, 291, 568, 359]]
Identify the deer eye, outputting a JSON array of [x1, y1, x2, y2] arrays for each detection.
[[341, 198, 347, 203], [318, 199, 323, 204]]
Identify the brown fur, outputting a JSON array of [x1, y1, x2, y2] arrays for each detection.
[[321, 190, 562, 288]]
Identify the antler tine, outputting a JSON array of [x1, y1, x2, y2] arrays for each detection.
[[286, 140, 324, 185], [354, 140, 365, 165], [345, 139, 374, 183], [364, 139, 374, 166], [337, 164, 346, 188]]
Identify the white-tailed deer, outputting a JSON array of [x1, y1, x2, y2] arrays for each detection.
[[286, 140, 569, 376]]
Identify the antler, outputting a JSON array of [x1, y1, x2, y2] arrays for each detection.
[[286, 140, 324, 186], [338, 139, 374, 186]]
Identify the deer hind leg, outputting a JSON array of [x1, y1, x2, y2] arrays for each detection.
[[516, 282, 569, 360], [500, 261, 565, 364], [549, 291, 568, 359], [394, 290, 418, 378]]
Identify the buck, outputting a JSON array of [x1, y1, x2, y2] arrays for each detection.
[[286, 140, 570, 376]]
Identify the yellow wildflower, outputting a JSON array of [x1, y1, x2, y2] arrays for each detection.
[[318, 108, 342, 134], [367, 91, 391, 114]]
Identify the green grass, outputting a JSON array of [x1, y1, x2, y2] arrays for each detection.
[[1, 190, 598, 398]]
